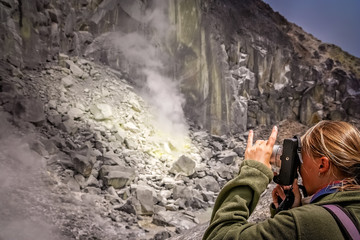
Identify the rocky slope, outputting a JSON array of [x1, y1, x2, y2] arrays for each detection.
[[0, 55, 243, 239], [0, 53, 312, 239]]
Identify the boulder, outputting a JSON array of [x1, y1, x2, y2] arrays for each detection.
[[90, 103, 113, 120], [170, 155, 196, 176], [194, 176, 220, 193], [100, 165, 136, 189], [134, 185, 155, 215], [64, 60, 85, 78], [13, 97, 45, 123], [61, 75, 75, 88], [71, 152, 95, 177]]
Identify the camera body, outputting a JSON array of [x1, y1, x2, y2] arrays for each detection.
[[272, 136, 302, 186]]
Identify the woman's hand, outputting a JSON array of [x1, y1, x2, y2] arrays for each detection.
[[272, 179, 302, 209], [245, 126, 278, 169]]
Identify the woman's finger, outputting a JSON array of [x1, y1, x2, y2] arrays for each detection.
[[247, 130, 253, 148], [291, 179, 302, 208], [267, 126, 278, 147], [272, 185, 286, 208]]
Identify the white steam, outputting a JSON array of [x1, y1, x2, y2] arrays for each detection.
[[112, 0, 189, 143], [0, 113, 63, 240]]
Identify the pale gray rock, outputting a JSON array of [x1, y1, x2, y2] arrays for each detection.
[[74, 174, 86, 189], [67, 177, 81, 192], [124, 137, 138, 150], [48, 113, 62, 127], [170, 155, 196, 176], [64, 60, 85, 78], [61, 75, 75, 88], [217, 150, 238, 165], [67, 107, 84, 120], [86, 175, 100, 187], [100, 165, 136, 189], [152, 210, 197, 230], [59, 118, 77, 134], [210, 141, 223, 151], [89, 103, 113, 120], [134, 185, 155, 215], [195, 176, 220, 193], [200, 148, 213, 161]]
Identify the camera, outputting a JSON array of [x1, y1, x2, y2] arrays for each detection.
[[270, 136, 307, 211], [271, 135, 303, 186]]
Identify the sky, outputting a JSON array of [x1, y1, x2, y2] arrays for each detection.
[[262, 0, 360, 58]]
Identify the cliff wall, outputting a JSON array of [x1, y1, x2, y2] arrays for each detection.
[[1, 0, 359, 134]]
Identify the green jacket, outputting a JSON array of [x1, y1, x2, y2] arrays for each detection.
[[202, 160, 360, 240]]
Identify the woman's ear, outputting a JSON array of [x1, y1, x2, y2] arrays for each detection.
[[319, 157, 330, 173]]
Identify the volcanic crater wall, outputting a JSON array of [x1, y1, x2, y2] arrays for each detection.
[[1, 0, 359, 134]]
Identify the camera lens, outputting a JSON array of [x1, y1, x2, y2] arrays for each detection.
[[270, 145, 282, 167]]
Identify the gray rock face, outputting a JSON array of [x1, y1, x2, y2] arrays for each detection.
[[1, 0, 359, 136]]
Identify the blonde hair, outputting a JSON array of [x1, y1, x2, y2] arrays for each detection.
[[301, 120, 360, 191]]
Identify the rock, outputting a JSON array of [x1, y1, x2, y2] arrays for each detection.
[[153, 230, 172, 240], [233, 145, 245, 157], [200, 148, 213, 161], [134, 185, 154, 215], [71, 152, 95, 177], [74, 174, 86, 189], [217, 150, 238, 165], [195, 176, 220, 193], [61, 75, 75, 88], [48, 114, 62, 127], [100, 165, 136, 189], [40, 138, 59, 155], [152, 211, 197, 230], [64, 60, 85, 78], [170, 155, 196, 176], [124, 137, 138, 150], [86, 174, 100, 187], [210, 141, 222, 151], [90, 103, 113, 120], [123, 122, 139, 132], [114, 129, 126, 142], [67, 177, 81, 191], [59, 118, 78, 134], [29, 139, 49, 158], [116, 199, 137, 215], [13, 97, 45, 123], [67, 107, 84, 120]]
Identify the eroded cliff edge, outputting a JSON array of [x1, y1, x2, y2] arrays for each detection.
[[1, 0, 359, 132]]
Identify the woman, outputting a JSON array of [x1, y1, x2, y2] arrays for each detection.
[[202, 121, 360, 240]]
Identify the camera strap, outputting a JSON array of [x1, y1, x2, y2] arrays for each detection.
[[322, 204, 360, 240]]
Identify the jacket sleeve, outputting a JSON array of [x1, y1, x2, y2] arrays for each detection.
[[202, 160, 298, 240]]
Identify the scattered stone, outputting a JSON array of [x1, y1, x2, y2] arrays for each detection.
[[61, 75, 75, 88], [13, 97, 45, 123], [217, 150, 238, 165], [64, 60, 85, 78], [90, 103, 113, 120], [170, 155, 196, 176], [67, 107, 84, 120], [195, 176, 220, 193], [134, 185, 155, 215], [100, 165, 136, 189], [71, 152, 95, 177]]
